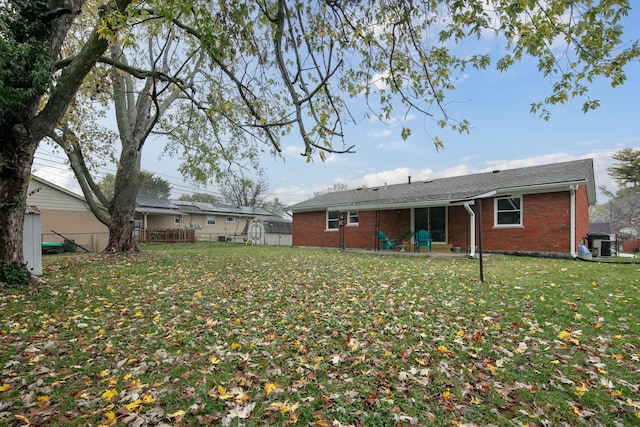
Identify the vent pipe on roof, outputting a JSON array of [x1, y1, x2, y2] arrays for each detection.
[[408, 176, 412, 184]]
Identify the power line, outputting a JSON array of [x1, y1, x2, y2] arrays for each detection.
[[33, 150, 224, 198], [33, 148, 312, 202]]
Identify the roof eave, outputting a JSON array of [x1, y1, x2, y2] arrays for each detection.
[[481, 180, 588, 198], [325, 199, 454, 212]]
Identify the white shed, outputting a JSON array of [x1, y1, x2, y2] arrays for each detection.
[[247, 217, 292, 246], [23, 206, 42, 276]]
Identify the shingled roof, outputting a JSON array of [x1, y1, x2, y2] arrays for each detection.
[[290, 159, 596, 212], [136, 197, 279, 218]]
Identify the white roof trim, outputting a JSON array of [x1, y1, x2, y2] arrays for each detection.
[[137, 208, 184, 215]]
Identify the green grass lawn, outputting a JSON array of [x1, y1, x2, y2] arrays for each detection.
[[1, 243, 639, 426]]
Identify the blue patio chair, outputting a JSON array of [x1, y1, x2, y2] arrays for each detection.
[[415, 229, 431, 252], [378, 230, 398, 251]]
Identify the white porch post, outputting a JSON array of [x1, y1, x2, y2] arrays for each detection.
[[464, 202, 476, 258]]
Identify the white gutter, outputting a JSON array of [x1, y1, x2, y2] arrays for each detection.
[[464, 202, 476, 258], [570, 185, 577, 258], [325, 200, 450, 212]]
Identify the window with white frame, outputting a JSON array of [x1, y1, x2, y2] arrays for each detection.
[[226, 216, 236, 223], [347, 211, 359, 225], [206, 215, 216, 226], [495, 196, 522, 226], [326, 211, 339, 230], [174, 215, 183, 225]]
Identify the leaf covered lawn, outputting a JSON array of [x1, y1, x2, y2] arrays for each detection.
[[1, 244, 639, 426]]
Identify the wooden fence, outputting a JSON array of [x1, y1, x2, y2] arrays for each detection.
[[136, 228, 196, 243]]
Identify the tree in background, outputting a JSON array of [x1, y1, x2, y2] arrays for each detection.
[[313, 183, 350, 198], [595, 147, 640, 237], [179, 193, 219, 204], [2, 1, 640, 285], [49, 21, 201, 253], [261, 197, 289, 218], [608, 148, 640, 190], [219, 170, 269, 207], [98, 172, 172, 200]]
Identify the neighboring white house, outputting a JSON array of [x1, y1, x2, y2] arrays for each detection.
[[26, 176, 291, 249], [135, 197, 291, 243], [27, 176, 109, 252]]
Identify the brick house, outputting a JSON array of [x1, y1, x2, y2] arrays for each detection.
[[290, 159, 596, 258]]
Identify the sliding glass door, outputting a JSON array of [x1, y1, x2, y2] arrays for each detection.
[[414, 207, 447, 243]]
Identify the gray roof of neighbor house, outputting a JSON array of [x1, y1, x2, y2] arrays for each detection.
[[136, 197, 280, 218], [290, 159, 596, 212], [589, 222, 611, 233], [263, 219, 293, 234]]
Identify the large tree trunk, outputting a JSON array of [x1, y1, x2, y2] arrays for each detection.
[[104, 145, 142, 253], [0, 126, 40, 285], [102, 46, 157, 253], [0, 0, 132, 285]]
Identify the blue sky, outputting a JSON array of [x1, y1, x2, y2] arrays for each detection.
[[33, 6, 640, 207]]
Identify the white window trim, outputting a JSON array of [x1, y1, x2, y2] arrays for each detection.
[[326, 210, 339, 231], [206, 215, 216, 226], [494, 195, 523, 228], [347, 211, 359, 226], [174, 215, 183, 225], [226, 216, 236, 223]]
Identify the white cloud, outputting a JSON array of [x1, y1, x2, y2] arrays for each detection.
[[370, 71, 391, 91], [324, 153, 347, 164], [282, 144, 303, 156], [369, 113, 417, 126], [370, 129, 394, 139], [269, 185, 313, 206]]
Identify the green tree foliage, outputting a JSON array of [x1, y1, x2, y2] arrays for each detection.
[[0, 0, 53, 129], [608, 147, 640, 190], [139, 173, 172, 199], [98, 172, 172, 200], [596, 184, 640, 234], [598, 147, 640, 234], [1, 0, 132, 284]]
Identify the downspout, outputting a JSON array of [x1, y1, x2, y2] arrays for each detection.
[[464, 202, 476, 258], [570, 185, 578, 258]]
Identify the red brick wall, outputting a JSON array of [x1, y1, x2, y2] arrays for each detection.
[[575, 185, 590, 247], [292, 209, 410, 249], [448, 206, 470, 249], [476, 190, 589, 253], [293, 186, 590, 254], [475, 191, 576, 253]]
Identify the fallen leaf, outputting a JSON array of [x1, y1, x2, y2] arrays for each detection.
[[265, 383, 279, 396], [101, 389, 118, 401], [14, 414, 30, 424]]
